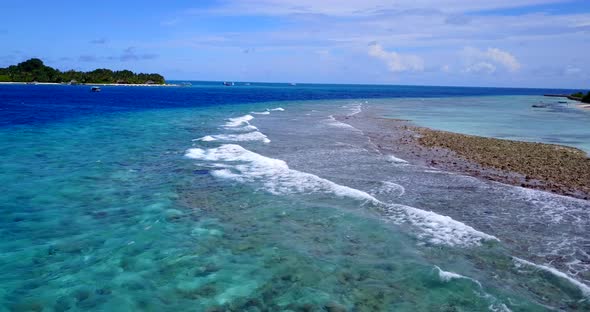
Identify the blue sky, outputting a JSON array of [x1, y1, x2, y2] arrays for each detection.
[[1, 0, 589, 88]]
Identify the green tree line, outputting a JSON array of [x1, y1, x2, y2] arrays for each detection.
[[571, 91, 590, 104], [0, 58, 165, 84]]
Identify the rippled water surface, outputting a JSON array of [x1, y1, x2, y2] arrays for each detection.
[[377, 96, 590, 152], [1, 83, 589, 311]]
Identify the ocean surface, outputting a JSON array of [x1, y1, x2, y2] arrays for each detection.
[[375, 96, 590, 153], [1, 82, 590, 311]]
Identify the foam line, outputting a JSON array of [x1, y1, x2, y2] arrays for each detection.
[[436, 266, 467, 282], [224, 114, 254, 128], [193, 135, 216, 142], [433, 267, 513, 311], [347, 103, 362, 116], [386, 204, 499, 247], [194, 131, 270, 143], [186, 144, 375, 201], [513, 257, 590, 297], [228, 125, 258, 132], [185, 144, 498, 248], [251, 111, 270, 115], [387, 155, 408, 164], [372, 181, 405, 197], [434, 266, 482, 286], [326, 115, 358, 130]]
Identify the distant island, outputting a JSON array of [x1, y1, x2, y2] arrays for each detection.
[[571, 91, 590, 104], [0, 58, 165, 85]]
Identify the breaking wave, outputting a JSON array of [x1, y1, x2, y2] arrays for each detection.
[[194, 131, 271, 143], [224, 114, 254, 128], [387, 155, 408, 164], [197, 113, 273, 143], [372, 181, 405, 197], [514, 257, 590, 297], [325, 115, 360, 130], [185, 144, 498, 248], [186, 144, 374, 201]]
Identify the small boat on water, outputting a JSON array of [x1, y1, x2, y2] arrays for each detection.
[[531, 102, 547, 108], [223, 82, 234, 86], [91, 86, 101, 92], [558, 101, 568, 104]]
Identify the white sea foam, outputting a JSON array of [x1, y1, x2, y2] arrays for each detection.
[[186, 144, 374, 201], [185, 144, 497, 248], [222, 114, 260, 132], [435, 266, 471, 283], [373, 181, 405, 197], [387, 155, 408, 164], [270, 107, 285, 111], [488, 303, 512, 312], [386, 204, 499, 247], [424, 169, 451, 174], [251, 111, 270, 115], [513, 257, 590, 297], [325, 115, 358, 130], [228, 124, 258, 132], [347, 103, 362, 116], [434, 267, 510, 312], [511, 186, 590, 225], [224, 114, 254, 128], [211, 168, 242, 180], [210, 163, 232, 168], [434, 266, 485, 289], [193, 135, 216, 142], [194, 132, 270, 143]]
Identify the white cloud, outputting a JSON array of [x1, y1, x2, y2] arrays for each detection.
[[465, 62, 496, 74], [564, 65, 582, 75], [196, 0, 571, 16], [164, 1, 590, 87], [486, 48, 521, 72], [368, 42, 424, 73], [462, 47, 521, 73]]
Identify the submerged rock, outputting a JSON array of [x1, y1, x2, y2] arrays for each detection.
[[54, 296, 72, 312], [324, 302, 348, 312], [164, 209, 184, 222]]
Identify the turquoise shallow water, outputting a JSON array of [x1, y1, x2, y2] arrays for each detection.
[[374, 95, 590, 153], [1, 86, 590, 311]]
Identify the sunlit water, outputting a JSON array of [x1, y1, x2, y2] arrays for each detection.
[[1, 84, 589, 311]]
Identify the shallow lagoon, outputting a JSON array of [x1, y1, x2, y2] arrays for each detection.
[[1, 84, 589, 311], [376, 95, 590, 153]]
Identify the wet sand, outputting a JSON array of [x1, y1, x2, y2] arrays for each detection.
[[337, 113, 590, 200]]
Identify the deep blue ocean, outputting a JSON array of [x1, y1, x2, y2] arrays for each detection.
[[1, 82, 589, 311], [0, 82, 580, 126]]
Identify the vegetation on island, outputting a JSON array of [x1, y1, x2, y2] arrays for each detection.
[[571, 92, 584, 98], [571, 91, 590, 103], [0, 58, 165, 84]]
